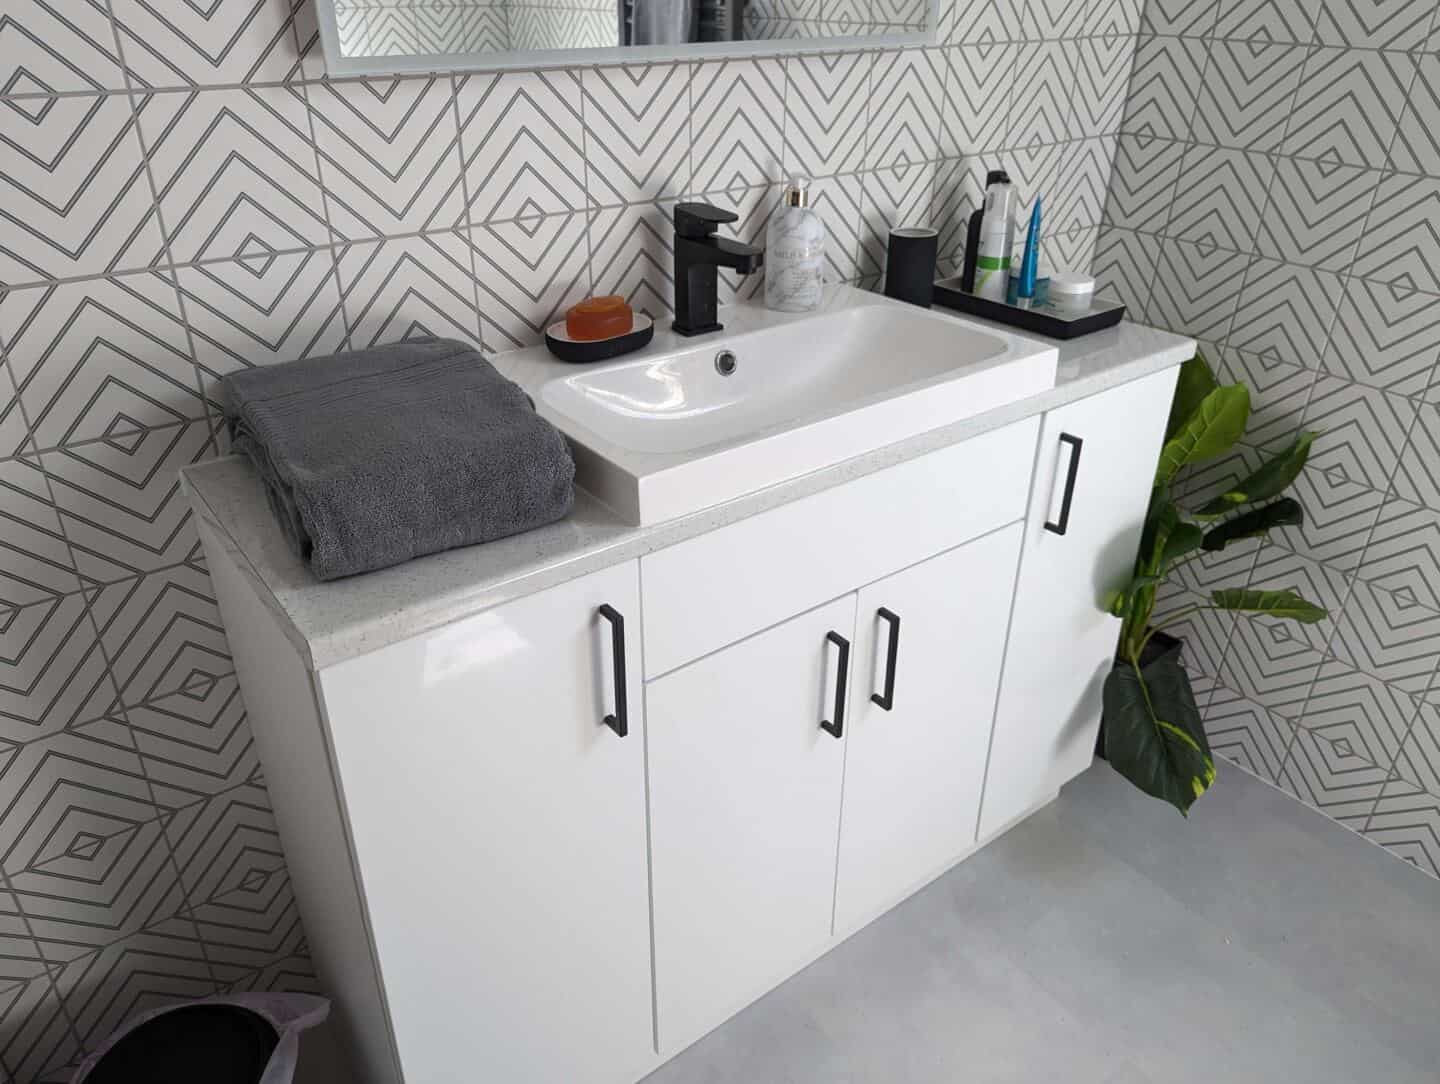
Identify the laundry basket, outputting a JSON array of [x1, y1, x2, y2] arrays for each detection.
[[71, 993, 329, 1084]]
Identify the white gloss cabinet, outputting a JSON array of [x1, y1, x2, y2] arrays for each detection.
[[194, 368, 1184, 1084], [977, 368, 1179, 840], [646, 594, 856, 1053], [834, 524, 1024, 934], [317, 562, 653, 1084]]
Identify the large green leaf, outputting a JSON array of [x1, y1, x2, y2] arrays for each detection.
[[1155, 384, 1250, 484], [1194, 431, 1317, 516], [1105, 574, 1160, 617], [1102, 644, 1216, 815], [1200, 499, 1302, 551], [1160, 522, 1204, 565], [1165, 351, 1220, 443], [1210, 588, 1327, 622]]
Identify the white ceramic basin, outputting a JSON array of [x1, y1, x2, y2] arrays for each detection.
[[528, 288, 1058, 525]]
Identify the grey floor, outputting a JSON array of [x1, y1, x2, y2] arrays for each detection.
[[641, 763, 1440, 1084]]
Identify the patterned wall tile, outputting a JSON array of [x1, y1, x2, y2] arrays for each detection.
[[1103, 134, 1183, 233], [0, 457, 84, 608], [1147, 239, 1247, 342], [1121, 36, 1207, 141], [335, 232, 483, 350], [128, 676, 258, 810], [867, 50, 943, 170], [691, 58, 786, 193], [1301, 658, 1418, 769], [587, 202, 677, 324], [1270, 460, 1384, 571], [1392, 401, 1440, 509], [1364, 777, 1440, 877], [1312, 0, 1435, 49], [1165, 145, 1275, 254], [1085, 0, 1145, 36], [1140, 0, 1218, 34], [1259, 158, 1381, 272], [1007, 43, 1072, 149], [806, 174, 866, 285], [1299, 373, 1415, 493], [1192, 40, 1306, 152], [38, 420, 214, 584], [1070, 36, 1136, 139], [1360, 497, 1440, 612], [1090, 226, 1160, 315], [1212, 0, 1319, 43], [1352, 173, 1440, 294], [859, 162, 935, 279], [0, 976, 81, 1084], [1204, 683, 1294, 780], [0, 276, 204, 451], [456, 69, 587, 223], [1220, 610, 1325, 721], [1228, 259, 1342, 369], [0, 91, 164, 286], [930, 156, 984, 275], [141, 87, 329, 267], [1276, 724, 1390, 827], [938, 44, 1013, 157], [1389, 54, 1439, 177], [109, 0, 304, 88], [91, 565, 231, 710], [175, 249, 348, 399], [785, 52, 872, 177], [1249, 544, 1350, 650], [1217, 349, 1315, 451], [940, 0, 1023, 43], [1394, 701, 1440, 795], [1323, 278, 1440, 395], [468, 213, 591, 350], [1330, 578, 1440, 694], [0, 0, 123, 95], [585, 64, 692, 205], [48, 928, 217, 1051], [309, 76, 466, 239], [1281, 48, 1413, 169], [0, 593, 117, 743]]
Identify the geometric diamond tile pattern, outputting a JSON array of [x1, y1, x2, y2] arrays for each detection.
[[3, 0, 1435, 1067], [1101, 0, 1440, 883]]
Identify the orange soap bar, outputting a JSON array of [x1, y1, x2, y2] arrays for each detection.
[[566, 295, 634, 341]]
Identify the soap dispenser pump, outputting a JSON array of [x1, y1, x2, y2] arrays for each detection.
[[765, 177, 825, 313]]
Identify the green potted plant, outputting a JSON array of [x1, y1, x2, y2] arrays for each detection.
[[1101, 352, 1327, 815]]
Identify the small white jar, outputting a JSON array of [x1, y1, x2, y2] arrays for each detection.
[[1048, 274, 1095, 314]]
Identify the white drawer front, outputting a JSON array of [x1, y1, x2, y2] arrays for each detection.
[[640, 417, 1040, 678]]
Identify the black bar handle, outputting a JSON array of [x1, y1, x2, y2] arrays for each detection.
[[871, 608, 901, 711], [821, 631, 850, 739], [1044, 433, 1084, 536], [598, 604, 628, 737]]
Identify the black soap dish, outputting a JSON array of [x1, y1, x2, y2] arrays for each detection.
[[544, 313, 654, 363]]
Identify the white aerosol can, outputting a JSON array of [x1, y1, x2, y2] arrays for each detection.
[[974, 170, 1016, 302]]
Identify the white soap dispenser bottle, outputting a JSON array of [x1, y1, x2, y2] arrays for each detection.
[[765, 177, 825, 313]]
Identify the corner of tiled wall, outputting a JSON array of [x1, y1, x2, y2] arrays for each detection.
[[0, 0, 1142, 1074], [1095, 0, 1440, 878]]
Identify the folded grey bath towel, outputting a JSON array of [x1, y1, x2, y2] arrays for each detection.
[[221, 338, 574, 581]]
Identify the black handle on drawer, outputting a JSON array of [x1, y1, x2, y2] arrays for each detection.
[[821, 631, 850, 739], [871, 608, 901, 711], [1044, 433, 1084, 536], [598, 604, 628, 737]]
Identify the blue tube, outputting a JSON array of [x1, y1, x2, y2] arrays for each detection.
[[1016, 199, 1041, 305]]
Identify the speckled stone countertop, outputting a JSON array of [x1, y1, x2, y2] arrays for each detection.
[[182, 316, 1194, 671]]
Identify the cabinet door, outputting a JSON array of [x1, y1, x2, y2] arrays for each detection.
[[318, 563, 652, 1084], [647, 595, 856, 1052], [834, 523, 1023, 934], [978, 368, 1178, 839]]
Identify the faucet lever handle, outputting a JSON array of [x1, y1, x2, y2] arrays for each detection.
[[674, 202, 738, 239]]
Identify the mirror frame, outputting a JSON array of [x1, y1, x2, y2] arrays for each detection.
[[313, 0, 940, 77]]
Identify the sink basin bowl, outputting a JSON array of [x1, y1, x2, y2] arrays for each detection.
[[529, 289, 1058, 525]]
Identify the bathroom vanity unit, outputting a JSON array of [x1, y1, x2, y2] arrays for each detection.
[[183, 291, 1192, 1084]]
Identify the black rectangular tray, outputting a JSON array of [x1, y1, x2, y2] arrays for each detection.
[[932, 277, 1126, 339]]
